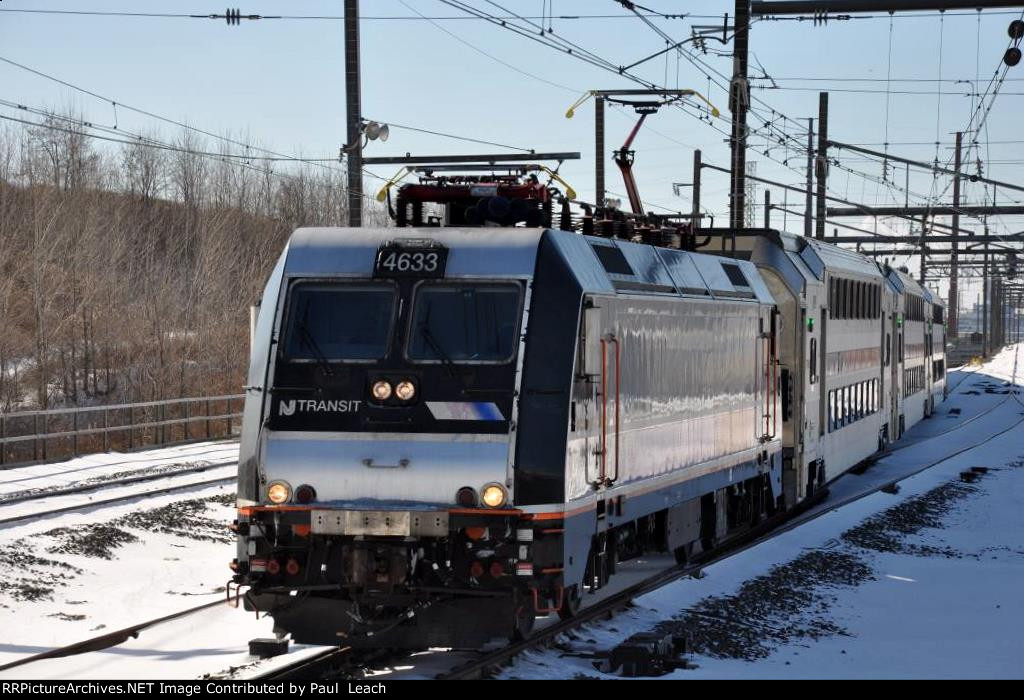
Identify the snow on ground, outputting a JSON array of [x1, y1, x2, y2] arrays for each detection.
[[0, 440, 238, 500], [0, 483, 259, 671], [0, 438, 275, 679], [502, 345, 1024, 680], [0, 347, 1020, 680]]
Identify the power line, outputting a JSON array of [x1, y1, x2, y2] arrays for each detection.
[[753, 85, 1024, 96], [375, 120, 535, 152], [0, 8, 712, 21], [756, 76, 1024, 83], [0, 53, 533, 188], [396, 0, 576, 93], [0, 54, 350, 177], [0, 98, 329, 162], [0, 109, 388, 204], [758, 9, 1023, 20]]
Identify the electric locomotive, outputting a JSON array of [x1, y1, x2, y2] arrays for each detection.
[[230, 170, 786, 647]]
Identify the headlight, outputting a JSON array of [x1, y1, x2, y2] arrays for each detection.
[[481, 483, 507, 508], [267, 481, 291, 504], [395, 380, 416, 401], [371, 380, 393, 400]]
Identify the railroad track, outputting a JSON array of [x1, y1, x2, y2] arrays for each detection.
[[0, 599, 227, 674], [435, 346, 1022, 679], [868, 364, 1018, 460], [435, 488, 831, 680], [251, 358, 1023, 681], [946, 362, 981, 393], [0, 459, 237, 507], [11, 380, 1016, 682], [5, 362, 1015, 680], [441, 426, 1024, 675], [0, 468, 236, 527]]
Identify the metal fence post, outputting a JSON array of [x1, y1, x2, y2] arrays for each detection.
[[128, 406, 134, 449], [184, 400, 190, 441], [103, 409, 109, 452], [41, 414, 47, 461], [206, 399, 212, 439], [33, 414, 39, 461], [225, 398, 232, 436], [72, 411, 79, 457], [0, 415, 5, 466]]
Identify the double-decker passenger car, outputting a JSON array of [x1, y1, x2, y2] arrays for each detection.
[[697, 231, 946, 507]]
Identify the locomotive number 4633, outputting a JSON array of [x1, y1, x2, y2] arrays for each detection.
[[374, 245, 448, 278]]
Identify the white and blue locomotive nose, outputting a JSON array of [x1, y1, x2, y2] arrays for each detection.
[[261, 429, 512, 506]]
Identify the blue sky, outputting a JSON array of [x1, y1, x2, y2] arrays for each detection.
[[1, 1, 1022, 301]]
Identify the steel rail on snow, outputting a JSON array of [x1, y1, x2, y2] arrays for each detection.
[[437, 353, 1023, 678], [0, 472, 235, 526], [2, 361, 1014, 679]]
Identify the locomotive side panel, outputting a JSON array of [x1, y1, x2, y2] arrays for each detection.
[[565, 293, 765, 499]]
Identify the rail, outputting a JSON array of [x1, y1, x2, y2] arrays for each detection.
[[0, 394, 244, 467]]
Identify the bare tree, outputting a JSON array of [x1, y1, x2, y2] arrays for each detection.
[[0, 114, 386, 412]]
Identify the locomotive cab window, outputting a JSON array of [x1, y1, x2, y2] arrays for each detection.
[[282, 283, 396, 361], [407, 283, 521, 363]]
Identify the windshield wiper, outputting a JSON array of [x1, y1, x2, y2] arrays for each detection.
[[298, 321, 334, 377], [419, 323, 460, 380]]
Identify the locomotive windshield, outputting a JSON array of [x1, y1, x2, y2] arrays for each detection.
[[407, 284, 520, 363], [282, 283, 395, 361]]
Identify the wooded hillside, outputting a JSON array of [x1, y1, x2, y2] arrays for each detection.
[[0, 119, 387, 411]]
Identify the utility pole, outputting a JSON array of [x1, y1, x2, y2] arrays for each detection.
[[595, 96, 605, 208], [992, 278, 999, 348], [983, 223, 989, 356], [729, 0, 751, 231], [996, 278, 1004, 347], [692, 149, 702, 224], [919, 217, 928, 284], [805, 117, 813, 238], [345, 0, 363, 227], [949, 131, 962, 339], [815, 92, 829, 239]]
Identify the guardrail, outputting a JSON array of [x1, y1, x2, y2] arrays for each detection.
[[0, 394, 244, 468]]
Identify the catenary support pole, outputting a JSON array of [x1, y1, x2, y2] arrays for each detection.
[[815, 92, 828, 239], [595, 96, 605, 208], [805, 117, 814, 238], [692, 149, 702, 225], [949, 131, 962, 339], [729, 0, 751, 231], [345, 0, 363, 227]]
